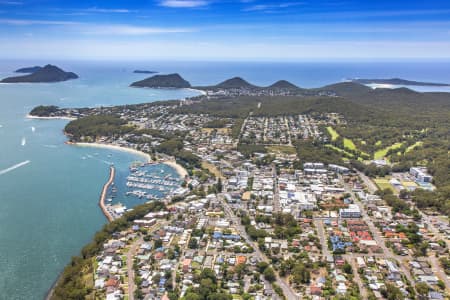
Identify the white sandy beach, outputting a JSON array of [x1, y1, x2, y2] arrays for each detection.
[[73, 142, 188, 178], [163, 160, 188, 178], [26, 114, 76, 121], [74, 142, 152, 162]]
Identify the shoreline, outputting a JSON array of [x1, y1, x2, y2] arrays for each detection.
[[26, 114, 76, 121], [73, 142, 152, 163], [71, 142, 188, 178], [162, 160, 188, 178]]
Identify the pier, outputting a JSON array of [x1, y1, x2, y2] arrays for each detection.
[[99, 165, 115, 222]]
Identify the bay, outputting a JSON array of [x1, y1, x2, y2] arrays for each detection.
[[0, 60, 450, 299]]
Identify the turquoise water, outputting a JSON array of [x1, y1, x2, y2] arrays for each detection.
[[0, 62, 199, 299], [1, 60, 450, 299]]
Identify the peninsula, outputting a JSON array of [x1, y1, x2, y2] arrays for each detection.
[[1, 64, 78, 83], [351, 78, 450, 87], [130, 73, 191, 88]]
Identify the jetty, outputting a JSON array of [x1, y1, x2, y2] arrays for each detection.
[[99, 165, 115, 222]]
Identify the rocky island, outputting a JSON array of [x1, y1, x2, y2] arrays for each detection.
[[133, 70, 158, 74], [351, 77, 450, 87], [1, 64, 78, 83], [15, 66, 43, 73], [130, 73, 191, 88]]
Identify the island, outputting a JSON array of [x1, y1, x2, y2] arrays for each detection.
[[351, 78, 450, 87], [15, 66, 42, 73], [133, 70, 158, 74], [1, 64, 78, 83], [130, 73, 191, 88]]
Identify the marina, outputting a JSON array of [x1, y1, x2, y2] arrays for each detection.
[[102, 162, 183, 219]]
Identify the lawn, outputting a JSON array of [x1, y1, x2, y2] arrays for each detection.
[[343, 138, 356, 150], [266, 145, 297, 155], [325, 144, 354, 158], [327, 126, 339, 141], [402, 181, 417, 188], [373, 177, 396, 193], [201, 127, 230, 135], [374, 142, 403, 160], [405, 141, 423, 153], [201, 161, 223, 179]]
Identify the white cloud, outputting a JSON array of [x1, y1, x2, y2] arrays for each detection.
[[83, 7, 135, 13], [0, 1, 22, 5], [244, 2, 304, 12], [0, 18, 78, 25], [81, 24, 194, 35], [159, 0, 209, 8]]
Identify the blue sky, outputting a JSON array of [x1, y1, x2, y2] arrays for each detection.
[[1, 0, 450, 60]]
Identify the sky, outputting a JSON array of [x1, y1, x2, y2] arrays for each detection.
[[1, 0, 450, 61]]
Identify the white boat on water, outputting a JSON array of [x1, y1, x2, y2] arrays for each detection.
[[21, 137, 26, 146], [31, 126, 35, 132]]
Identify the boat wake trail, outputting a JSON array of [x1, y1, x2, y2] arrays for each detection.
[[0, 160, 31, 176]]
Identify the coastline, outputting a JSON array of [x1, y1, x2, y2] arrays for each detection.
[[186, 87, 207, 96], [26, 114, 76, 121], [73, 142, 152, 163], [162, 160, 188, 178], [71, 142, 188, 178]]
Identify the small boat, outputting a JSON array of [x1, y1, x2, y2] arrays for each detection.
[[106, 198, 112, 202]]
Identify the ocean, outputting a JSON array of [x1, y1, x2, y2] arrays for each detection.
[[0, 60, 450, 299]]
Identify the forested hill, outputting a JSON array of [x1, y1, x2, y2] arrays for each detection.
[[130, 73, 191, 88], [351, 78, 450, 86], [1, 64, 78, 83]]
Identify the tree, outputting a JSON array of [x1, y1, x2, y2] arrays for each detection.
[[415, 282, 429, 299], [217, 178, 223, 192], [343, 262, 353, 274], [188, 238, 198, 249], [256, 261, 269, 273], [381, 283, 404, 300], [263, 267, 276, 282]]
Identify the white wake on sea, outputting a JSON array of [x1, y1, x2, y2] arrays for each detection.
[[0, 160, 31, 176]]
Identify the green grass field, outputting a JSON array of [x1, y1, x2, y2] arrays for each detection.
[[325, 144, 354, 157], [373, 177, 396, 193], [327, 126, 339, 141], [405, 141, 423, 153], [374, 142, 403, 160], [266, 145, 297, 155], [343, 138, 356, 150]]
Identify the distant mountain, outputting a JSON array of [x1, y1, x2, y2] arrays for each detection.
[[133, 70, 158, 74], [215, 77, 258, 89], [130, 73, 191, 88], [15, 66, 43, 73], [352, 78, 450, 87], [267, 80, 299, 90], [1, 65, 78, 83], [317, 82, 373, 97]]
